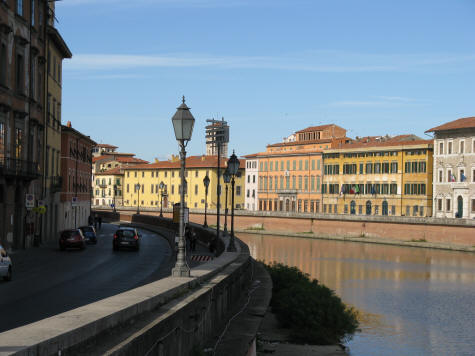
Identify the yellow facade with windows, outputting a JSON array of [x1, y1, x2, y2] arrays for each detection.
[[322, 137, 433, 217], [94, 167, 124, 207], [122, 155, 245, 212]]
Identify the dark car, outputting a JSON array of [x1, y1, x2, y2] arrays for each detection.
[[59, 229, 86, 251], [79, 226, 97, 244], [113, 227, 140, 251]]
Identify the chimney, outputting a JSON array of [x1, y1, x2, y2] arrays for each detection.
[[66, 121, 72, 128]]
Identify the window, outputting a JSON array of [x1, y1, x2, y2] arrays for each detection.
[[472, 199, 475, 213], [460, 140, 465, 154], [15, 125, 23, 159], [31, 0, 35, 25], [0, 43, 6, 86], [439, 142, 443, 155], [299, 160, 302, 170], [438, 199, 442, 211], [438, 170, 443, 183], [0, 120, 4, 160], [446, 199, 451, 212], [448, 141, 452, 154], [17, 0, 23, 15], [374, 163, 381, 174], [448, 169, 453, 182], [366, 163, 373, 174], [16, 53, 24, 94], [171, 185, 174, 194], [195, 184, 198, 195], [236, 186, 241, 196]]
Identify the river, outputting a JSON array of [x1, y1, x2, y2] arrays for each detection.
[[238, 233, 475, 356]]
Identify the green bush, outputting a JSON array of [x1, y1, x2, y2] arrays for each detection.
[[265, 262, 358, 345]]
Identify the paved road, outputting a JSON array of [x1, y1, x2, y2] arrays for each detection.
[[0, 223, 173, 333]]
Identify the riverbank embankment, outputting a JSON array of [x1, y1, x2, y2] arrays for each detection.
[[237, 228, 475, 253]]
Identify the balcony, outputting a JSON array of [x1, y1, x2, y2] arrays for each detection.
[[98, 182, 108, 188], [0, 157, 40, 181]]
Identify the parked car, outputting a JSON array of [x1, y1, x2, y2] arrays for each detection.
[[59, 229, 86, 250], [113, 227, 141, 251], [79, 226, 97, 244], [0, 245, 12, 281]]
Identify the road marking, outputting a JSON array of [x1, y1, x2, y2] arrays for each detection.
[[191, 255, 213, 262]]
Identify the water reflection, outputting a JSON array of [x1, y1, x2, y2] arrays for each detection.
[[239, 233, 475, 356]]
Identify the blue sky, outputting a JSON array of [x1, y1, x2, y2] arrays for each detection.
[[56, 0, 475, 162]]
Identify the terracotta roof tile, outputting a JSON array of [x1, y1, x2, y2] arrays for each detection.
[[95, 167, 124, 176], [116, 157, 149, 164], [295, 124, 344, 134], [326, 138, 433, 151], [425, 116, 475, 133], [122, 155, 246, 170], [95, 143, 118, 148], [92, 155, 111, 163]]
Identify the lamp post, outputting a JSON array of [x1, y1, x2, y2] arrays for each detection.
[[226, 151, 240, 252], [159, 181, 165, 217], [223, 168, 231, 233], [171, 96, 195, 277], [203, 175, 210, 227], [135, 183, 141, 214]]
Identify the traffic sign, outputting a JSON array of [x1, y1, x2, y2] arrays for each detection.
[[25, 194, 35, 209], [72, 197, 79, 207]]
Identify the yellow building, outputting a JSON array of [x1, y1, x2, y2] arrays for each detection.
[[322, 135, 433, 217], [122, 155, 245, 211], [43, 21, 72, 238], [94, 167, 124, 207]]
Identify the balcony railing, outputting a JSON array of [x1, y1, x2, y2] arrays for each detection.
[[0, 157, 40, 180]]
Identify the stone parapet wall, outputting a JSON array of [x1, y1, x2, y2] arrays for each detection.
[[0, 216, 258, 356]]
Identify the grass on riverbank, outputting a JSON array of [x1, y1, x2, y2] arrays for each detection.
[[264, 262, 359, 345]]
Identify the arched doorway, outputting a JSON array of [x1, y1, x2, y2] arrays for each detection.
[[457, 196, 463, 218], [366, 200, 372, 215], [382, 201, 388, 216], [350, 201, 356, 215]]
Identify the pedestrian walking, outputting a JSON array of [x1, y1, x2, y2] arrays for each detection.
[[88, 215, 93, 226], [185, 226, 191, 251], [190, 228, 197, 252], [98, 216, 102, 229], [94, 214, 98, 230]]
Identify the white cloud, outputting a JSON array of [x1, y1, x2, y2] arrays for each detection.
[[63, 51, 475, 74]]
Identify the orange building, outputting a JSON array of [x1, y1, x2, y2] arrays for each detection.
[[245, 124, 350, 213]]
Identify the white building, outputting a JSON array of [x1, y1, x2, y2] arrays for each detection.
[[426, 116, 475, 219], [243, 155, 259, 211]]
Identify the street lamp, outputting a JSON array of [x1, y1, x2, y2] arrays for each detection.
[[203, 175, 210, 227], [159, 181, 165, 217], [226, 151, 240, 252], [135, 183, 141, 214], [171, 96, 195, 277], [223, 168, 231, 233]]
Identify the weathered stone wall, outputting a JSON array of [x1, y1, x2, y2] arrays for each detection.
[[112, 208, 475, 247]]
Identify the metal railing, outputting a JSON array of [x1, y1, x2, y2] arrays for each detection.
[[0, 157, 41, 179]]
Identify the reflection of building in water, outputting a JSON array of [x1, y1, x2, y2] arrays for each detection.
[[239, 233, 475, 291]]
